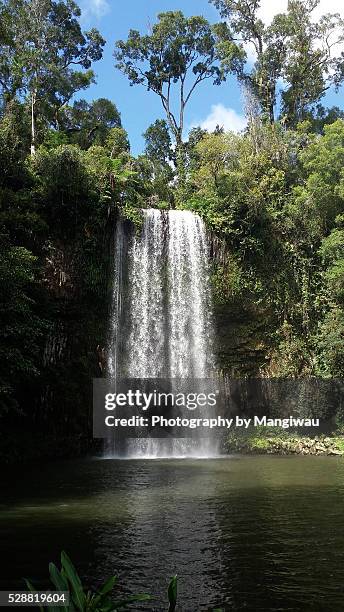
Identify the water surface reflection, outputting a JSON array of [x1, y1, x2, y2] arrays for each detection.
[[1, 456, 344, 610]]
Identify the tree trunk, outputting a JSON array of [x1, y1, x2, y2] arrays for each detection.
[[30, 92, 36, 155], [175, 134, 186, 191], [269, 100, 275, 124]]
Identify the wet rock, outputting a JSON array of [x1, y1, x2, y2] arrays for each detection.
[[315, 444, 326, 453]]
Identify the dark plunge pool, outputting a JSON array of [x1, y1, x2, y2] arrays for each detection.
[[1, 456, 344, 611]]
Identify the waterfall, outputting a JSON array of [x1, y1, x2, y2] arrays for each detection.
[[108, 217, 126, 381], [125, 209, 166, 378], [168, 211, 214, 378], [107, 209, 218, 458]]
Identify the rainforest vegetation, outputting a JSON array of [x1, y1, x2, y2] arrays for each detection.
[[1, 0, 344, 460]]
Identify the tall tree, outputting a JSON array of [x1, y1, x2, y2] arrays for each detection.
[[114, 11, 242, 181], [0, 0, 105, 153], [281, 0, 344, 126], [211, 0, 286, 122], [142, 119, 175, 205], [60, 98, 122, 148], [143, 119, 174, 167], [211, 0, 344, 125]]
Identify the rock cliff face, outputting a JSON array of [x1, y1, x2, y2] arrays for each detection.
[[214, 301, 270, 376], [209, 234, 273, 377], [28, 230, 114, 451]]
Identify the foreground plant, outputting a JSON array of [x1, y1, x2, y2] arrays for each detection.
[[25, 551, 227, 610], [25, 551, 151, 611], [167, 575, 177, 612]]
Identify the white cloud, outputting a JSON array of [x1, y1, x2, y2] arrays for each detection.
[[192, 104, 247, 133], [81, 0, 110, 21]]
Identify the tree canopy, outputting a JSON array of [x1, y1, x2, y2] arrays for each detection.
[[211, 0, 344, 124], [114, 10, 243, 171], [0, 0, 105, 152]]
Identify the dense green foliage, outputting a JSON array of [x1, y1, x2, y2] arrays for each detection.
[[1, 0, 344, 460], [0, 0, 105, 153], [183, 118, 344, 377], [0, 76, 140, 440]]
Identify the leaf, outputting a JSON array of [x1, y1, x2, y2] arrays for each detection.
[[25, 581, 61, 612], [168, 576, 178, 612], [112, 593, 152, 609], [92, 596, 115, 611], [24, 579, 44, 612], [89, 576, 118, 609], [48, 563, 70, 611], [60, 551, 85, 611], [98, 575, 117, 596], [49, 563, 69, 591]]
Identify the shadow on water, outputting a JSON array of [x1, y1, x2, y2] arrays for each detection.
[[1, 456, 344, 611]]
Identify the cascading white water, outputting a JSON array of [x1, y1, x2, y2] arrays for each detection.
[[107, 218, 125, 381], [168, 211, 214, 378], [126, 210, 166, 378], [107, 209, 218, 458]]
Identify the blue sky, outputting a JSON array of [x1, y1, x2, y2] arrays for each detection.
[[78, 0, 344, 156]]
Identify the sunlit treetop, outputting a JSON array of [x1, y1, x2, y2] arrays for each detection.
[[114, 11, 244, 148]]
